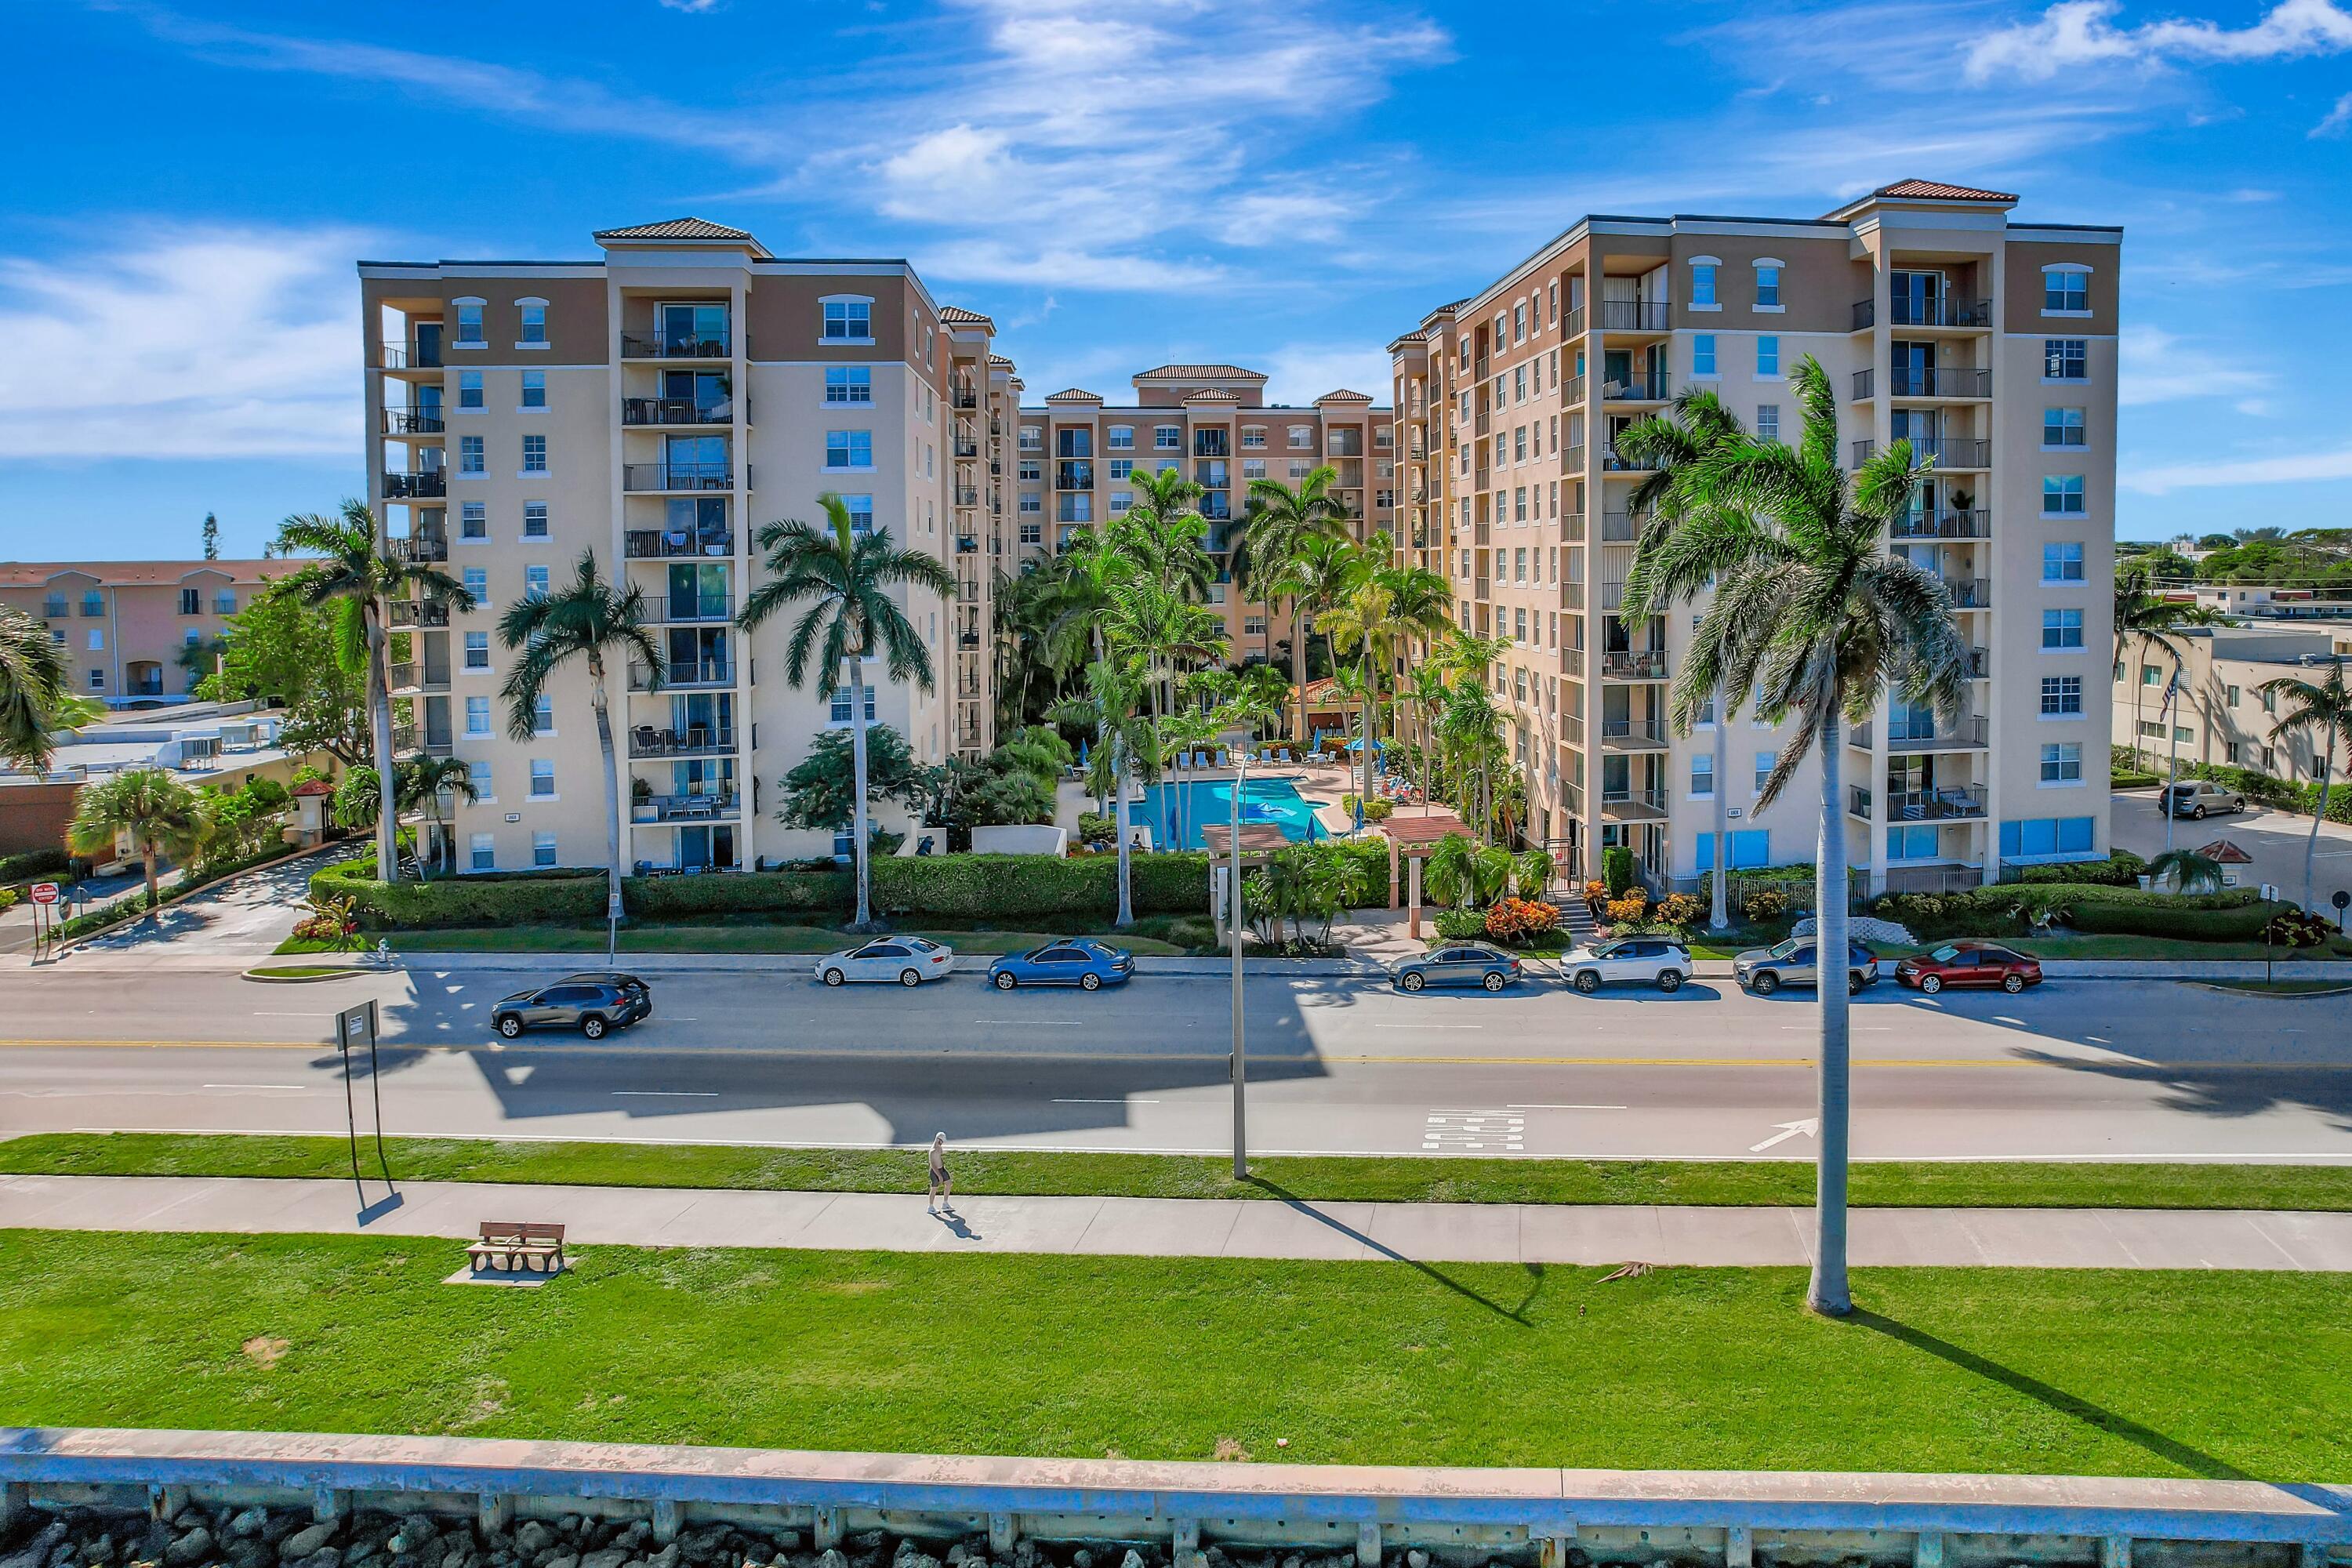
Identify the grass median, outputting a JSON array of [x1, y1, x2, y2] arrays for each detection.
[[9, 1132, 2352, 1211], [0, 1229, 2344, 1477]]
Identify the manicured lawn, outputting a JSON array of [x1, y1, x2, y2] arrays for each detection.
[[0, 1229, 2343, 1477], [278, 925, 1186, 957], [12, 1133, 2352, 1213], [2196, 978, 2352, 996], [2003, 934, 2352, 962]]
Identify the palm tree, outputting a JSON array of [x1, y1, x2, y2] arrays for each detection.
[[1236, 468, 1352, 746], [1322, 548, 1453, 812], [1621, 354, 1969, 1319], [498, 551, 663, 947], [738, 492, 956, 930], [2114, 581, 2227, 771], [274, 500, 474, 884], [2259, 658, 2352, 912], [1051, 656, 1158, 927], [396, 752, 477, 881], [1116, 466, 1214, 602], [1435, 672, 1508, 840], [0, 605, 73, 773], [2146, 848, 2226, 895], [67, 768, 212, 918]]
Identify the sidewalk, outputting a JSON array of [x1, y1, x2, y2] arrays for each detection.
[[6, 1172, 2352, 1270]]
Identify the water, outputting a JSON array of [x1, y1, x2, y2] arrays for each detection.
[[1134, 777, 1331, 851]]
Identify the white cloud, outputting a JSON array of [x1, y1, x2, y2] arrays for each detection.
[[1257, 345, 1396, 408], [2316, 89, 2352, 134], [0, 227, 358, 459], [2118, 325, 2270, 407], [1965, 0, 2352, 82], [917, 240, 1225, 292], [2125, 447, 2352, 493], [657, 0, 721, 9]]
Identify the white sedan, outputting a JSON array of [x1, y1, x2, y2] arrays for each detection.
[[817, 935, 956, 987], [1559, 936, 1694, 993]]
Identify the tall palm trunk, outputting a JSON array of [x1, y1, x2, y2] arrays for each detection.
[[365, 600, 397, 882], [1112, 733, 1134, 927], [1809, 698, 1853, 1317], [1711, 687, 1730, 930], [590, 655, 625, 954], [1289, 597, 1307, 753], [2305, 727, 2336, 913], [141, 834, 161, 916], [849, 655, 875, 928], [2130, 641, 2149, 772], [1358, 659, 1375, 818]]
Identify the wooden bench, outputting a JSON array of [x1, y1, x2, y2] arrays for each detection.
[[466, 1221, 566, 1275]]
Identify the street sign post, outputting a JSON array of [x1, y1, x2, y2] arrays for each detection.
[[26, 883, 60, 960], [333, 1000, 398, 1217]]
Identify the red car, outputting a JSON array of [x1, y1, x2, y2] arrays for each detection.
[[1895, 943, 2042, 994]]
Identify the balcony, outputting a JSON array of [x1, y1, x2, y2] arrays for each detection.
[[1887, 785, 1988, 821], [1600, 718, 1669, 750], [1601, 510, 1646, 543], [1562, 374, 1585, 405], [1965, 646, 1990, 678], [1563, 512, 1587, 542], [630, 660, 732, 691], [954, 438, 981, 459], [1851, 297, 1993, 331], [627, 726, 736, 759], [1941, 576, 1991, 610], [387, 601, 450, 629], [381, 408, 445, 435], [956, 535, 978, 554], [1602, 649, 1668, 681], [1600, 579, 1628, 611], [1560, 580, 1584, 611], [622, 397, 732, 427], [382, 471, 445, 499], [390, 725, 453, 758], [390, 534, 448, 564], [1853, 715, 1989, 751], [1890, 365, 1991, 399], [1852, 438, 1989, 470], [1473, 576, 1490, 599], [633, 792, 741, 824], [657, 593, 734, 625], [624, 462, 741, 492], [621, 333, 731, 360], [1849, 785, 1874, 818], [626, 528, 735, 559], [952, 387, 981, 410], [1890, 510, 1990, 540], [1563, 307, 1587, 336], [1599, 300, 1671, 333], [1599, 368, 1670, 402], [1600, 786, 1669, 821], [1057, 463, 1094, 492], [376, 342, 441, 372], [1561, 443, 1585, 471], [1600, 446, 1660, 473], [955, 487, 980, 508]]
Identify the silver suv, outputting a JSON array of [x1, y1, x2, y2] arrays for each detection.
[[2161, 780, 2245, 819]]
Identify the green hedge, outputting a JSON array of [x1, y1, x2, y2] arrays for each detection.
[[2067, 898, 2295, 941], [2010, 850, 2145, 887], [1874, 880, 2271, 942], [0, 849, 72, 885], [872, 852, 1211, 919]]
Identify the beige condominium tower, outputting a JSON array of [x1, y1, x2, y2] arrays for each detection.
[[360, 219, 1016, 876], [1392, 180, 2120, 893]]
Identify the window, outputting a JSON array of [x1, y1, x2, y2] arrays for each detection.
[[530, 760, 556, 800], [2043, 475, 2085, 515], [466, 696, 492, 735], [2043, 407, 2085, 447], [466, 759, 493, 799], [1018, 425, 1042, 451], [1513, 426, 1527, 463], [1513, 366, 1527, 404], [822, 298, 873, 341], [521, 434, 546, 473], [518, 300, 546, 344], [524, 564, 550, 601], [459, 372, 484, 410], [1693, 335, 1717, 377], [2000, 816, 2095, 860], [1755, 404, 1780, 443], [2042, 542, 2085, 582], [1690, 754, 1715, 797], [520, 371, 546, 408], [1887, 824, 1940, 862], [1240, 426, 1265, 448], [178, 588, 200, 615], [2044, 339, 2088, 380], [1018, 495, 1042, 514], [523, 502, 549, 539], [1155, 425, 1182, 450], [2225, 741, 2242, 764], [214, 591, 235, 615], [455, 300, 484, 345], [459, 435, 485, 474], [1755, 336, 1780, 377], [41, 594, 64, 618], [1108, 492, 1131, 514], [829, 687, 878, 723], [80, 592, 102, 616], [1288, 425, 1313, 449], [841, 494, 874, 532], [1109, 457, 1133, 481], [2142, 664, 2165, 686], [825, 366, 873, 405], [2043, 267, 2090, 313], [532, 831, 557, 869], [1018, 522, 1041, 545], [2041, 608, 2084, 649], [1754, 750, 1776, 793], [1290, 460, 1311, 479], [1512, 302, 1527, 341], [86, 628, 103, 652], [464, 632, 489, 670], [1693, 829, 1771, 873], [826, 430, 874, 470], [2226, 684, 2241, 706], [463, 567, 488, 601], [1754, 263, 1781, 308], [87, 668, 103, 691], [1514, 608, 1528, 641], [470, 833, 496, 872], [1690, 262, 1718, 307], [2040, 675, 2083, 715], [2041, 742, 2083, 782], [1242, 458, 1265, 480], [1107, 426, 1134, 450]]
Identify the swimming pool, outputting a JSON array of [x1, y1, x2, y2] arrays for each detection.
[[1135, 778, 1330, 851]]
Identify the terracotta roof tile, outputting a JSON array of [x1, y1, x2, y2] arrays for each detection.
[[1182, 387, 1240, 401], [0, 559, 294, 588], [1315, 388, 1374, 403], [592, 217, 771, 256], [1044, 387, 1102, 401], [1134, 363, 1266, 381], [1874, 180, 2019, 203], [938, 306, 991, 325]]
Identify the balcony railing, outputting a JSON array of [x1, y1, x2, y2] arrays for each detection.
[[953, 438, 981, 458], [1600, 579, 1628, 610], [635, 792, 741, 823], [952, 387, 981, 410], [955, 487, 980, 507], [382, 471, 445, 499], [621, 333, 731, 360], [1890, 365, 1991, 398], [1600, 786, 1669, 818], [1890, 510, 1990, 539], [1563, 512, 1587, 542], [1601, 718, 1668, 747], [382, 408, 445, 435], [390, 726, 453, 758], [1600, 447, 1660, 472], [624, 463, 741, 492], [1965, 646, 1990, 678], [622, 397, 732, 426], [1852, 297, 1993, 330], [1560, 579, 1584, 611], [1853, 437, 1990, 470], [1849, 785, 1874, 818], [630, 661, 732, 691], [1602, 649, 1668, 681], [391, 535, 448, 564], [1886, 784, 1988, 820], [1941, 576, 1991, 609], [387, 601, 450, 629], [659, 593, 734, 624], [627, 727, 736, 759], [625, 528, 735, 559], [1561, 443, 1585, 472], [956, 535, 978, 554], [1886, 714, 1990, 750], [1599, 300, 1671, 333], [377, 343, 441, 371], [1599, 369, 1669, 401], [1601, 510, 1646, 543], [1561, 375, 1585, 405], [1563, 308, 1587, 337]]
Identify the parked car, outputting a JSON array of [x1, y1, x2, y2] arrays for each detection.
[[1733, 938, 1880, 995], [2161, 779, 2245, 818], [1896, 943, 2043, 994], [1392, 941, 1523, 993], [492, 973, 652, 1039], [988, 938, 1134, 991], [818, 936, 956, 987], [1560, 936, 1694, 993]]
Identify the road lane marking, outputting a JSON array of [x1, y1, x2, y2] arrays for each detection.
[[200, 1083, 307, 1091], [1053, 1098, 1161, 1104], [251, 1012, 326, 1018], [1373, 1024, 1484, 1030], [1423, 1109, 1523, 1151], [1508, 1103, 1627, 1109], [1749, 1118, 1820, 1152], [611, 1091, 717, 1098]]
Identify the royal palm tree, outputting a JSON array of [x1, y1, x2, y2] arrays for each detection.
[[1116, 466, 1214, 602], [737, 493, 957, 930], [396, 752, 477, 881], [1322, 548, 1454, 811], [67, 768, 212, 918], [498, 551, 663, 951], [1621, 354, 1969, 1318], [1236, 468, 1352, 746], [0, 605, 73, 773], [2114, 581, 2227, 771], [274, 500, 474, 883], [2259, 658, 2352, 912], [1051, 655, 1158, 927]]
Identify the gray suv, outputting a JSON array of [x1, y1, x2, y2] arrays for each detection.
[[1733, 939, 1881, 996], [2161, 780, 2245, 818], [492, 972, 652, 1039]]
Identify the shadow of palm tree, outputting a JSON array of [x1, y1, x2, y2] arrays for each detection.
[[1245, 1178, 1543, 1324]]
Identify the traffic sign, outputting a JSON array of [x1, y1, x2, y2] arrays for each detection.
[[27, 883, 57, 906]]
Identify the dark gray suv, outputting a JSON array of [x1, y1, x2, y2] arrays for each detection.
[[492, 973, 652, 1039]]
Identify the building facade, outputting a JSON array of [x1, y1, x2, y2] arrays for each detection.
[[1391, 180, 2122, 891], [1011, 365, 1394, 667], [359, 219, 1008, 875], [0, 560, 295, 706], [2114, 623, 2350, 784]]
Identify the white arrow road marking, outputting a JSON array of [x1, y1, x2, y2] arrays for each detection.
[[1749, 1117, 1820, 1152]]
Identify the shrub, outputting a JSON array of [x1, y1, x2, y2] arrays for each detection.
[[1432, 907, 1490, 939], [1742, 887, 1789, 922], [2263, 908, 2335, 949], [1601, 845, 1638, 897], [1484, 898, 1560, 945], [1076, 811, 1116, 847], [1604, 892, 1649, 926], [1362, 797, 1393, 822], [2069, 898, 2288, 942], [0, 849, 72, 885], [1653, 892, 1705, 929], [1582, 879, 1609, 914], [2013, 850, 2145, 887]]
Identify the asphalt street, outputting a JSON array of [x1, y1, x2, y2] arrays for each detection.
[[3, 960, 2350, 1160]]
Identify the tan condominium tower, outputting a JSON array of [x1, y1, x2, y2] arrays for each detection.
[[360, 219, 1018, 877], [1012, 366, 1395, 666], [1392, 180, 2120, 895]]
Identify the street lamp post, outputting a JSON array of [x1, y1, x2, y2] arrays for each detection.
[[1229, 746, 1248, 1180]]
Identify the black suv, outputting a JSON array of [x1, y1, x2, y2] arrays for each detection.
[[492, 973, 653, 1039]]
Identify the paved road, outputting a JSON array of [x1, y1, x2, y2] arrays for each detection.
[[2111, 785, 2352, 909], [4, 960, 2350, 1160]]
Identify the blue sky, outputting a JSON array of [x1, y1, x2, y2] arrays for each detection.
[[5, 0, 2351, 559]]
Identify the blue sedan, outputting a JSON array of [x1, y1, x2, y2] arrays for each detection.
[[1392, 941, 1524, 993], [987, 938, 1135, 991]]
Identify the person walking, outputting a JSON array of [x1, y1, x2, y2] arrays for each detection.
[[926, 1132, 953, 1214]]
